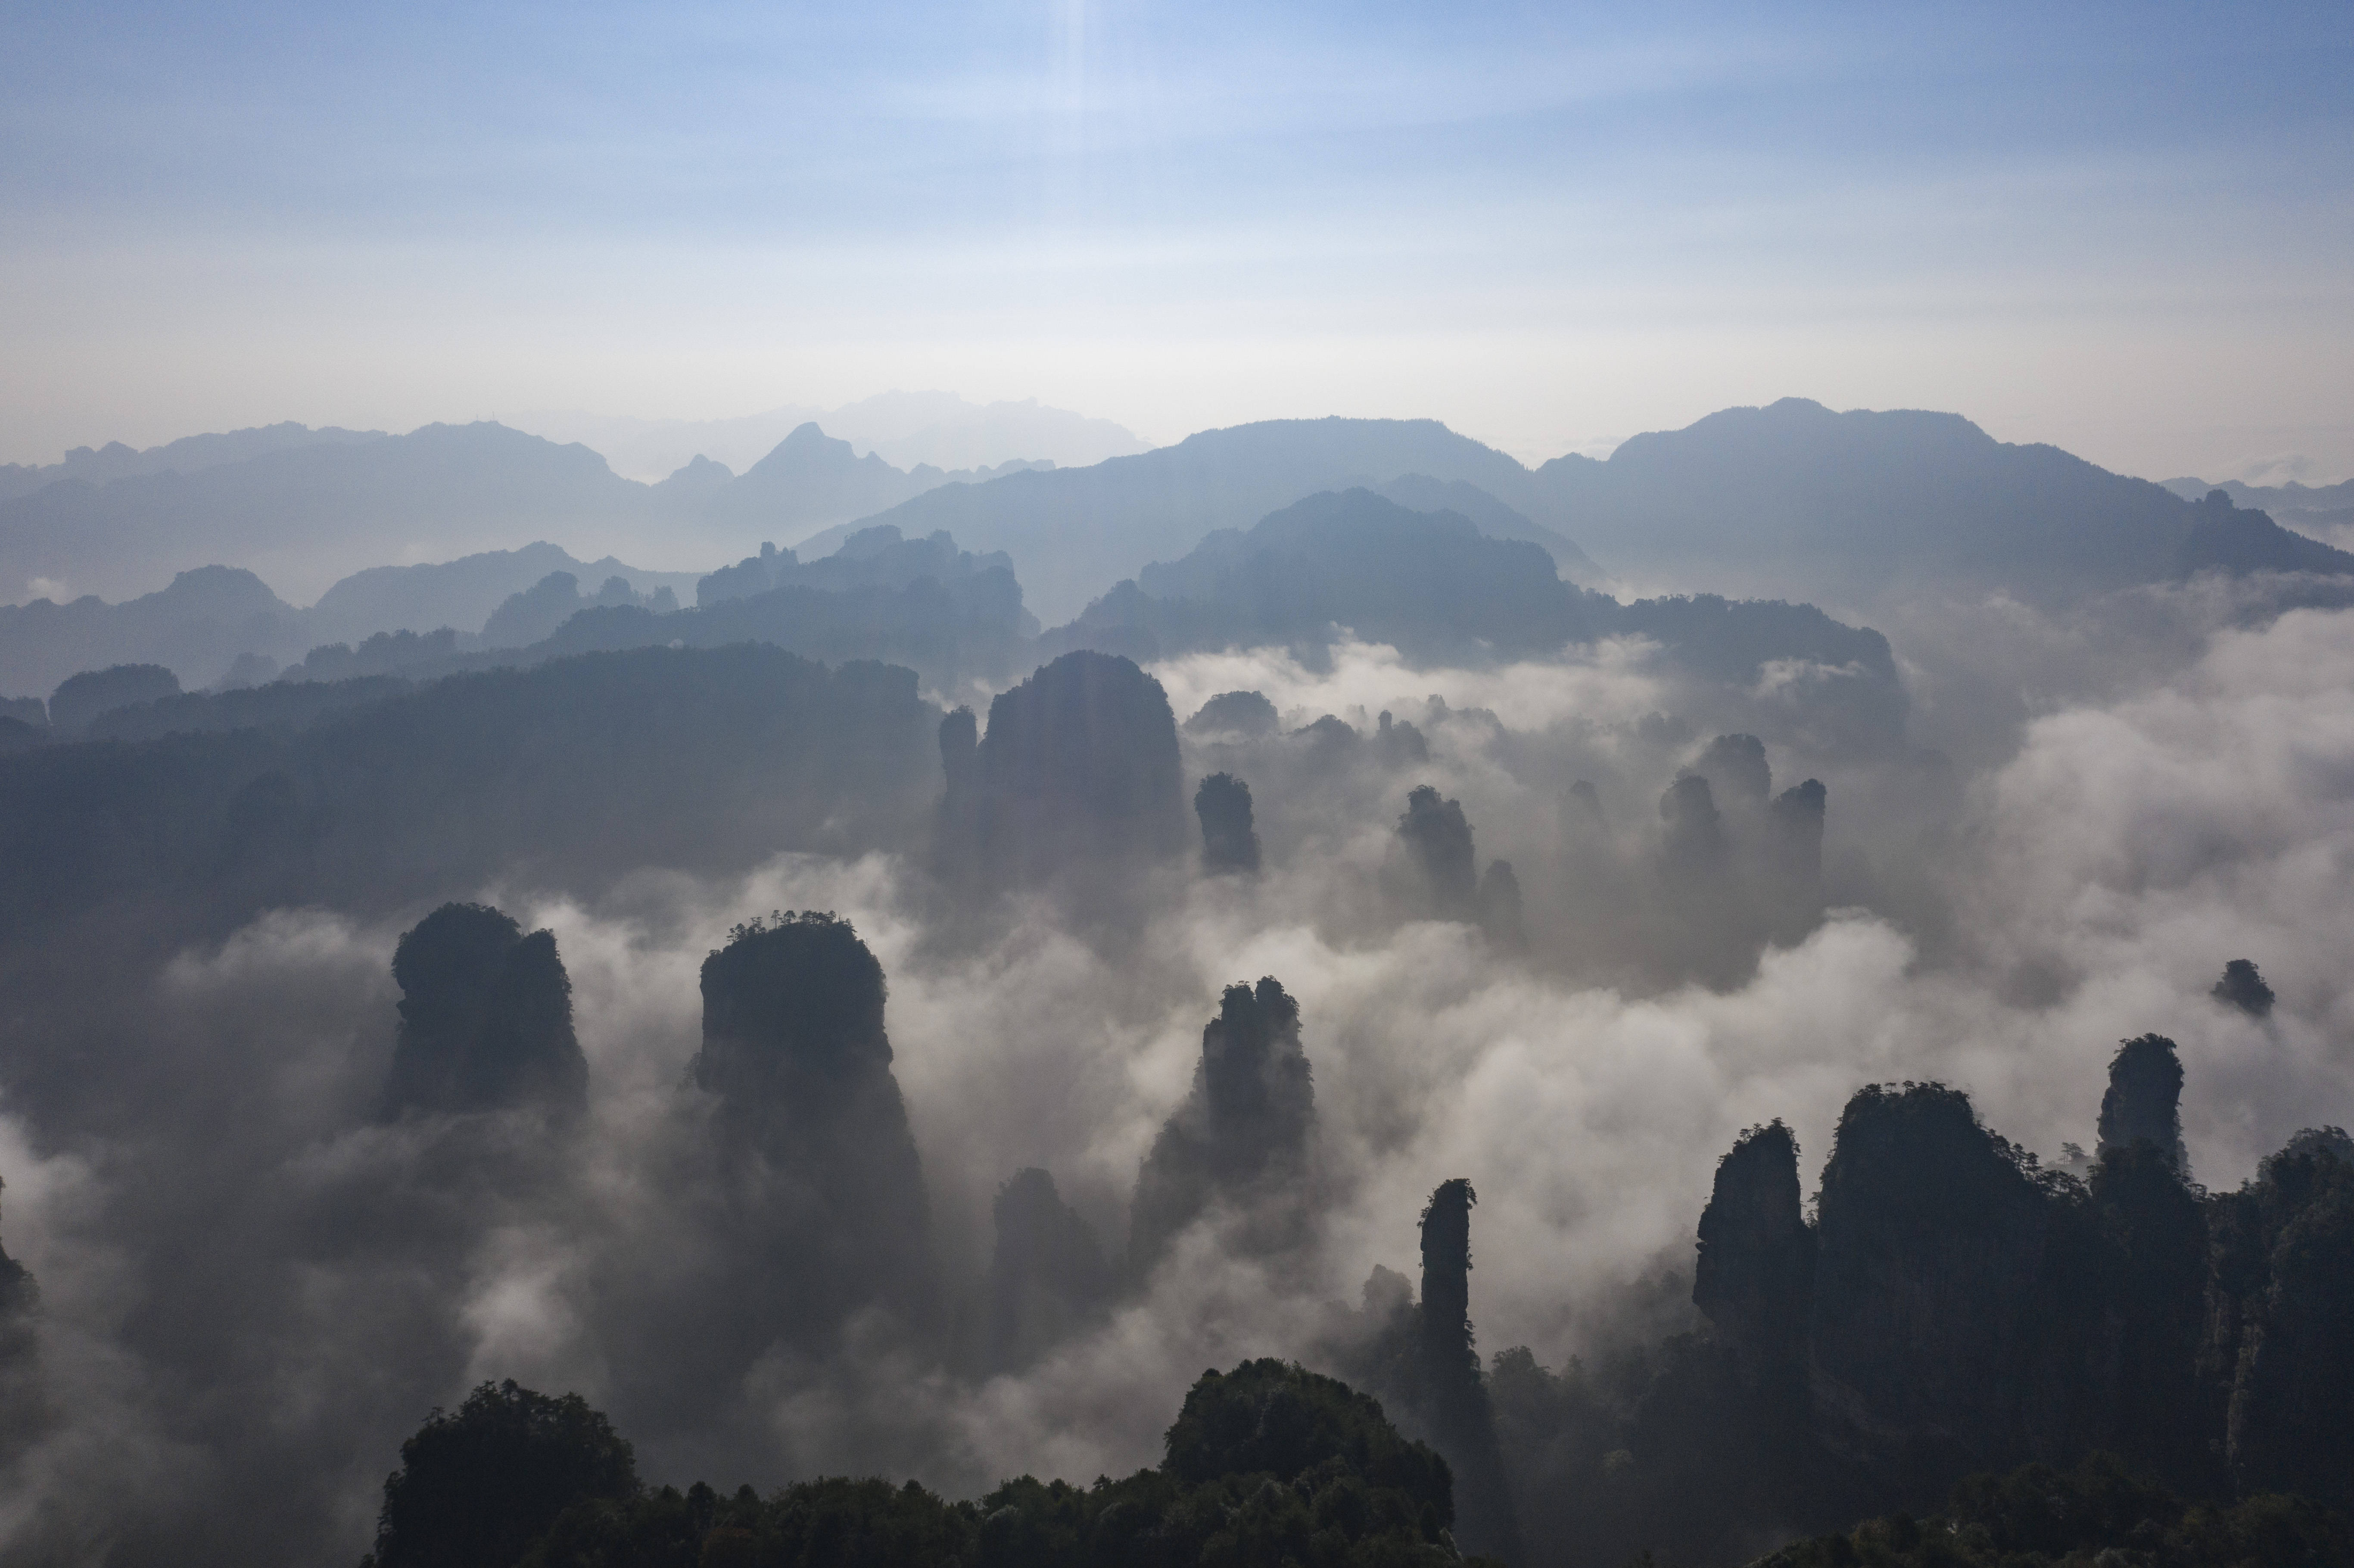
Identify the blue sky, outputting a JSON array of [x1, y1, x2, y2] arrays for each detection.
[[4, 0, 2349, 478]]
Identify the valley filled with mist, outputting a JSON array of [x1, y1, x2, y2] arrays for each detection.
[[0, 396, 2351, 1567]]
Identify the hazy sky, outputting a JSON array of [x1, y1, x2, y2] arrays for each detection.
[[4, 0, 2349, 480]]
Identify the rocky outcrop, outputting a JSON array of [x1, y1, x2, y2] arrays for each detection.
[[938, 651, 1187, 892], [1689, 733, 1770, 807], [1668, 737, 1830, 957], [1764, 778, 1828, 941], [382, 902, 587, 1118], [1477, 859, 1526, 950], [1807, 1084, 2059, 1484], [2205, 1127, 2354, 1505], [1193, 772, 1260, 873]]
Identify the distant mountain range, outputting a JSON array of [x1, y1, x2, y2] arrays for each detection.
[[503, 391, 1152, 480], [1528, 401, 2354, 610], [57, 499, 1909, 764], [2163, 475, 2354, 550], [7, 399, 2345, 634], [0, 421, 1050, 606], [849, 417, 1565, 619], [0, 420, 388, 503], [857, 399, 2353, 619]]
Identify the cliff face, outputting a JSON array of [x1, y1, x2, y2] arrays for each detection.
[[383, 902, 588, 1118], [1663, 736, 1830, 963], [2206, 1128, 2354, 1505], [1765, 778, 1828, 942], [1129, 977, 1315, 1274], [1682, 1037, 2251, 1512]]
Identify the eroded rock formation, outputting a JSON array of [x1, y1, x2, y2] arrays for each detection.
[[383, 902, 587, 1118], [1129, 977, 1314, 1274]]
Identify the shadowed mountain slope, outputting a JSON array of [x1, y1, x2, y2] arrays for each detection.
[[0, 644, 939, 960], [1370, 473, 1609, 586], [1044, 490, 1601, 666], [0, 567, 308, 700], [1042, 489, 1909, 747]]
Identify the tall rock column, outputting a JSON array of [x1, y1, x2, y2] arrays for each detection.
[[2097, 1033, 2189, 1174], [1693, 1120, 1815, 1380], [1415, 1179, 1521, 1565], [1194, 772, 1261, 873], [1129, 977, 1314, 1275], [692, 912, 933, 1344], [1395, 785, 1478, 921], [981, 1167, 1115, 1373]]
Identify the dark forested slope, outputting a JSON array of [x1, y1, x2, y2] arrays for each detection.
[[0, 644, 939, 953]]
